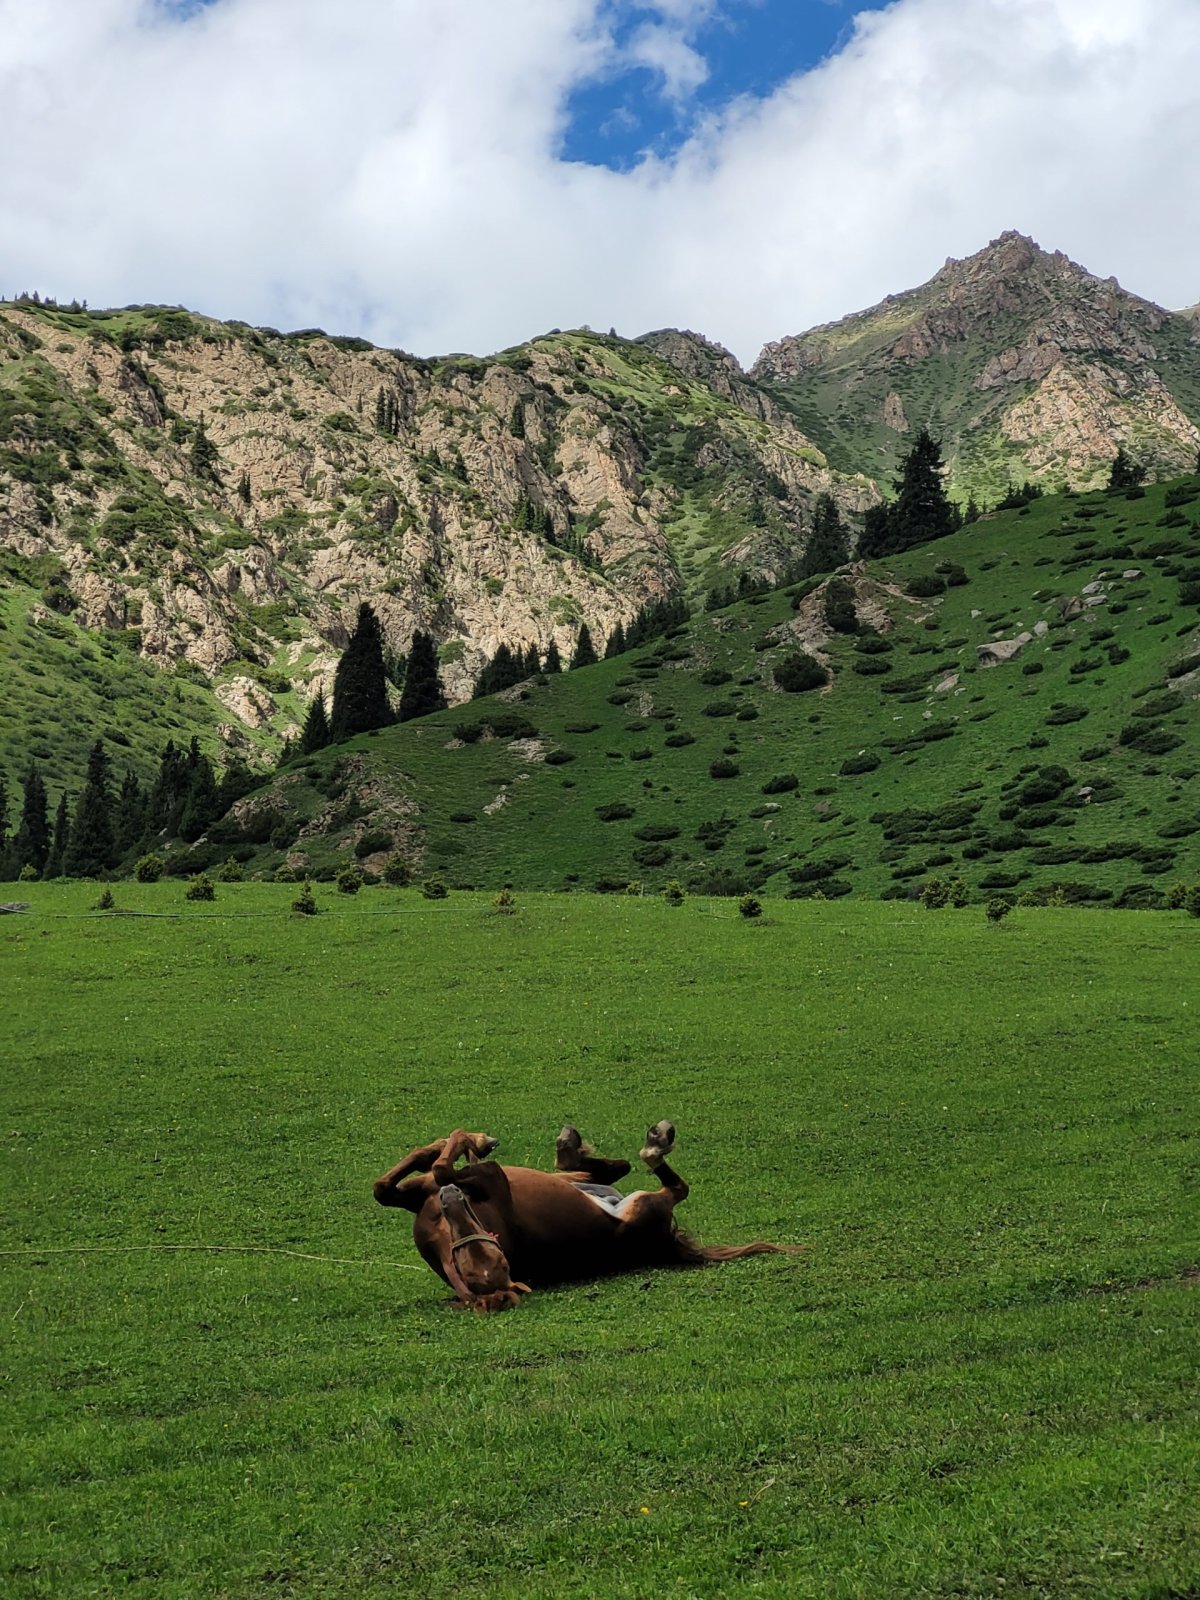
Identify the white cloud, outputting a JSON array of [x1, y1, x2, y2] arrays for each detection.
[[1, 0, 1198, 364]]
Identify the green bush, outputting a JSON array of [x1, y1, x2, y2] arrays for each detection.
[[738, 895, 763, 919], [662, 879, 685, 906], [921, 877, 949, 909], [595, 802, 635, 822], [93, 887, 115, 911], [336, 868, 363, 895], [216, 856, 245, 882], [985, 896, 1014, 923], [291, 881, 318, 915], [354, 829, 393, 858], [907, 574, 947, 598], [840, 752, 880, 776], [274, 864, 300, 883], [761, 773, 798, 794], [185, 874, 215, 902], [774, 652, 828, 693], [134, 852, 164, 883], [421, 876, 449, 900], [382, 854, 411, 886], [493, 888, 516, 915], [709, 758, 740, 779]]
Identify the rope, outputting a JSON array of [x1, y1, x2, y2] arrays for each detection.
[[0, 1243, 421, 1268]]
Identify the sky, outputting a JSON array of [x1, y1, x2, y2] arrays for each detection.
[[1, 0, 1198, 365]]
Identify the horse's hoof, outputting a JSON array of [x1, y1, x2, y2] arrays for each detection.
[[556, 1125, 593, 1168], [640, 1119, 676, 1165], [474, 1134, 500, 1158]]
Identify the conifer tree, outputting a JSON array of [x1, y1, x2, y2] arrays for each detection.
[[886, 428, 957, 553], [65, 740, 116, 876], [216, 757, 256, 815], [604, 622, 627, 659], [12, 763, 50, 875], [331, 603, 393, 740], [45, 792, 70, 880], [521, 643, 541, 679], [803, 494, 849, 576], [178, 740, 218, 843], [114, 768, 147, 858], [1107, 447, 1144, 491], [858, 502, 893, 559], [542, 638, 563, 674], [570, 623, 598, 670], [397, 630, 447, 722], [299, 689, 331, 753], [149, 740, 189, 834]]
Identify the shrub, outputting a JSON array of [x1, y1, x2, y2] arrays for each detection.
[[921, 877, 949, 909], [854, 634, 893, 655], [709, 758, 740, 779], [421, 876, 449, 900], [663, 732, 695, 748], [94, 887, 115, 911], [761, 773, 799, 794], [625, 880, 643, 896], [1162, 881, 1190, 909], [134, 852, 164, 882], [774, 652, 828, 693], [544, 749, 575, 765], [274, 864, 300, 883], [985, 896, 1014, 923], [354, 829, 393, 858], [216, 856, 245, 882], [449, 810, 476, 824], [493, 887, 516, 914], [840, 752, 880, 776], [565, 721, 600, 733], [702, 701, 737, 718], [1044, 705, 1088, 726], [1185, 884, 1200, 919], [382, 854, 411, 886], [907, 573, 947, 598], [633, 824, 680, 841], [948, 877, 970, 908], [595, 802, 635, 821], [185, 874, 215, 902], [291, 881, 318, 915], [337, 867, 363, 894], [738, 894, 763, 919], [700, 668, 732, 686], [662, 879, 685, 906], [633, 843, 672, 867]]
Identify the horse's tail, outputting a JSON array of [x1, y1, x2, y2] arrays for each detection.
[[670, 1230, 803, 1265]]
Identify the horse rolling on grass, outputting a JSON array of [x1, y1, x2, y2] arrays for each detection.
[[372, 1122, 799, 1312]]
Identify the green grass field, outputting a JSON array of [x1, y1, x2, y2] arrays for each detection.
[[2, 885, 1197, 1598]]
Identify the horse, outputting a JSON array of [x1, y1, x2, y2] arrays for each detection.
[[372, 1121, 796, 1312]]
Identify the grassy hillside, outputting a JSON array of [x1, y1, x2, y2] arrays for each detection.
[[3, 887, 1197, 1597], [195, 474, 1200, 907]]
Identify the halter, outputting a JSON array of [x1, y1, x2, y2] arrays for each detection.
[[445, 1192, 505, 1256]]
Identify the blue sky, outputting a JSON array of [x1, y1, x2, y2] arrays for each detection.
[[564, 1, 887, 169]]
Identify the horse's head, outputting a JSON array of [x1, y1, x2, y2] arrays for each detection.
[[438, 1183, 530, 1312]]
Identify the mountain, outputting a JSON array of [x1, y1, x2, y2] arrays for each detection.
[[0, 299, 873, 786], [752, 232, 1200, 503], [179, 472, 1200, 909]]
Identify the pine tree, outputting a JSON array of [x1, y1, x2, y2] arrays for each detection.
[[887, 429, 957, 553], [149, 740, 189, 834], [45, 792, 70, 879], [216, 757, 256, 815], [1107, 447, 1144, 491], [12, 763, 50, 875], [299, 689, 331, 753], [604, 622, 627, 659], [509, 402, 525, 438], [570, 623, 598, 670], [113, 768, 147, 858], [520, 643, 541, 679], [543, 638, 563, 674], [803, 495, 849, 576], [190, 420, 221, 482], [858, 502, 893, 559], [65, 740, 116, 876], [331, 603, 393, 740], [178, 740, 218, 843], [397, 630, 447, 722]]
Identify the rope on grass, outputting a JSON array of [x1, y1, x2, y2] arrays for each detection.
[[0, 1243, 422, 1269]]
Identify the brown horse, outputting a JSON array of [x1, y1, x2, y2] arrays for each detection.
[[372, 1121, 794, 1312]]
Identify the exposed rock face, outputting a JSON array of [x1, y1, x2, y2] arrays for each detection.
[[752, 231, 1200, 500], [977, 633, 1032, 666], [0, 302, 874, 734]]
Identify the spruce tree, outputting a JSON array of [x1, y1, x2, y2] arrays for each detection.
[[299, 689, 331, 753], [803, 494, 849, 576], [45, 792, 70, 880], [178, 740, 218, 843], [12, 763, 50, 875], [858, 502, 893, 559], [1107, 447, 1144, 491], [331, 603, 393, 740], [543, 638, 563, 674], [604, 622, 627, 659], [65, 740, 116, 876], [149, 740, 189, 834], [397, 630, 447, 722], [520, 643, 541, 679], [113, 768, 147, 859], [570, 623, 598, 670], [887, 429, 956, 553]]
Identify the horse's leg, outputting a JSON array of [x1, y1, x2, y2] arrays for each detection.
[[373, 1131, 497, 1210], [431, 1129, 499, 1186], [639, 1120, 689, 1205], [554, 1125, 632, 1185]]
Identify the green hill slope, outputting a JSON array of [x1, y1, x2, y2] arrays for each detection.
[[190, 474, 1200, 907]]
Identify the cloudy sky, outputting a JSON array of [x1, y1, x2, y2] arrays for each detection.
[[2, 0, 1198, 363]]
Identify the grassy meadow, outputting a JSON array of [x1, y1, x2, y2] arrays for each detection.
[[2, 883, 1197, 1598]]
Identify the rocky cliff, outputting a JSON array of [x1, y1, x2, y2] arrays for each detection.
[[753, 232, 1200, 501], [0, 301, 873, 754]]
